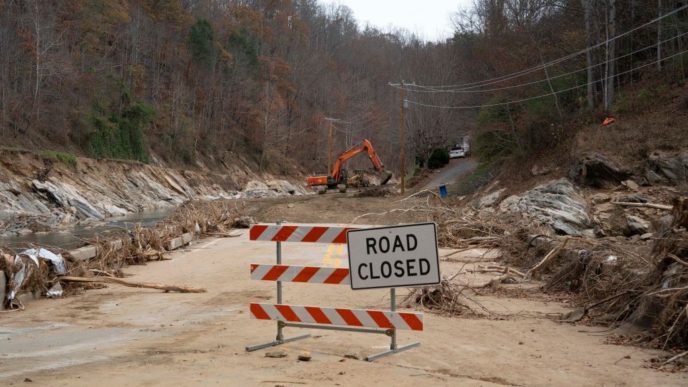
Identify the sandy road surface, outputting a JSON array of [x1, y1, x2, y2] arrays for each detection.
[[421, 158, 479, 191], [1, 233, 686, 386]]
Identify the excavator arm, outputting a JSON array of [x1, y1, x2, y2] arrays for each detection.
[[307, 139, 392, 188]]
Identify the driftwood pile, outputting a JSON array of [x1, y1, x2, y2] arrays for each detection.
[[534, 199, 688, 355], [399, 192, 688, 362], [1, 200, 245, 309]]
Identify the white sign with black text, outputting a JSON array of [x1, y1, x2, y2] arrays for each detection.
[[346, 223, 440, 290]]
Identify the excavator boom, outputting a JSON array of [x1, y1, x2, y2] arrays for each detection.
[[307, 139, 392, 188]]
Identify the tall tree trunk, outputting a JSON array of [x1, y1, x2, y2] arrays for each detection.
[[582, 0, 595, 109], [605, 0, 616, 111], [33, 0, 41, 122], [657, 0, 663, 71]]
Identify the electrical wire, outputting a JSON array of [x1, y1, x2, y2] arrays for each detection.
[[391, 31, 688, 94], [404, 48, 688, 110], [393, 4, 688, 91]]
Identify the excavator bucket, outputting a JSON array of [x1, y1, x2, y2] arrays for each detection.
[[380, 170, 393, 185]]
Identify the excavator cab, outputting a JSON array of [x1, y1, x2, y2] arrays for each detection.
[[307, 139, 392, 191]]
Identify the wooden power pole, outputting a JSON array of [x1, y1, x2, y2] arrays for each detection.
[[399, 81, 406, 195], [327, 119, 334, 173]]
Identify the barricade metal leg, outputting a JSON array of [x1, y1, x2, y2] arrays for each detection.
[[365, 288, 421, 361], [246, 221, 310, 352]]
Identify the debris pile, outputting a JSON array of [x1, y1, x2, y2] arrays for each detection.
[[1, 200, 247, 310], [400, 173, 688, 358]]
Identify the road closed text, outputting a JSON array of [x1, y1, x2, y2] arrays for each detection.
[[357, 257, 432, 280], [347, 223, 440, 290]]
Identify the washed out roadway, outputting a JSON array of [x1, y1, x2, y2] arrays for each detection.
[[1, 232, 686, 386]]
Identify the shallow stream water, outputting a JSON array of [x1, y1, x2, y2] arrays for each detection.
[[0, 209, 173, 250]]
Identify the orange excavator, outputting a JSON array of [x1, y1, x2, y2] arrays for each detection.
[[307, 139, 393, 190]]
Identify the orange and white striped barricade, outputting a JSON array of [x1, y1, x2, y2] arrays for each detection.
[[245, 222, 423, 361]]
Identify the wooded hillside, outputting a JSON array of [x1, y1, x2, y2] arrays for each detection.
[[0, 0, 686, 175]]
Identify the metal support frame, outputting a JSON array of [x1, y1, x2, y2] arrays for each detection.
[[364, 288, 420, 361], [247, 221, 312, 352], [246, 221, 420, 360]]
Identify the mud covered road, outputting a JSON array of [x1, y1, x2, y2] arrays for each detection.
[[2, 230, 686, 386]]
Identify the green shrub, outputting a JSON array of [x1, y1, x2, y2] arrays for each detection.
[[453, 161, 495, 195], [189, 19, 215, 66], [428, 148, 449, 169], [227, 28, 259, 69], [475, 130, 517, 161], [87, 101, 153, 162], [41, 150, 78, 168]]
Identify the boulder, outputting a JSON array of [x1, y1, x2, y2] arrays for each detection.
[[647, 151, 688, 185], [500, 179, 591, 236], [622, 180, 639, 191], [244, 180, 269, 191], [265, 179, 300, 195], [625, 215, 651, 236], [531, 164, 554, 176], [569, 153, 631, 188], [590, 193, 611, 204], [32, 180, 104, 220], [478, 188, 506, 208]]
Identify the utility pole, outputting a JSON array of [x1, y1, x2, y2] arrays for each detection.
[[399, 81, 406, 195], [324, 117, 351, 173], [327, 120, 334, 172]]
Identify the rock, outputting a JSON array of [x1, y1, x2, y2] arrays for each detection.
[[478, 188, 506, 208], [657, 214, 674, 234], [644, 169, 667, 185], [498, 195, 520, 212], [266, 180, 302, 195], [647, 151, 688, 185], [625, 215, 651, 236], [640, 233, 653, 241], [622, 180, 639, 191], [569, 153, 631, 188], [501, 179, 591, 236], [297, 351, 312, 361], [32, 179, 105, 220], [594, 202, 615, 214], [265, 350, 287, 358], [531, 164, 553, 176], [244, 180, 270, 191], [590, 193, 611, 204]]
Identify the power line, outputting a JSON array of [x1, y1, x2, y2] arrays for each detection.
[[404, 48, 688, 110], [390, 31, 688, 94], [392, 4, 688, 91]]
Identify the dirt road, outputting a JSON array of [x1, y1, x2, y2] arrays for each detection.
[[421, 158, 478, 191], [2, 231, 685, 386]]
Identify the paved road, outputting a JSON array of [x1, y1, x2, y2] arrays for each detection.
[[421, 157, 478, 191]]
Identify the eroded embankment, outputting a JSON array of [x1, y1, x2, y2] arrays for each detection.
[[0, 149, 307, 236]]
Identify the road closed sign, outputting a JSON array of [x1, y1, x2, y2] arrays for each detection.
[[347, 223, 440, 290]]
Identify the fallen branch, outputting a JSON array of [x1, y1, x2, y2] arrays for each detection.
[[470, 264, 526, 278], [395, 189, 440, 203], [611, 201, 673, 210], [204, 231, 243, 237], [662, 351, 688, 366], [526, 238, 570, 278], [668, 253, 688, 267], [59, 276, 206, 293]]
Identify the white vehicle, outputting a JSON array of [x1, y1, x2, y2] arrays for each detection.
[[449, 147, 466, 159]]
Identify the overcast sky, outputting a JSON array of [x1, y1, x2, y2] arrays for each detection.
[[327, 0, 474, 42]]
